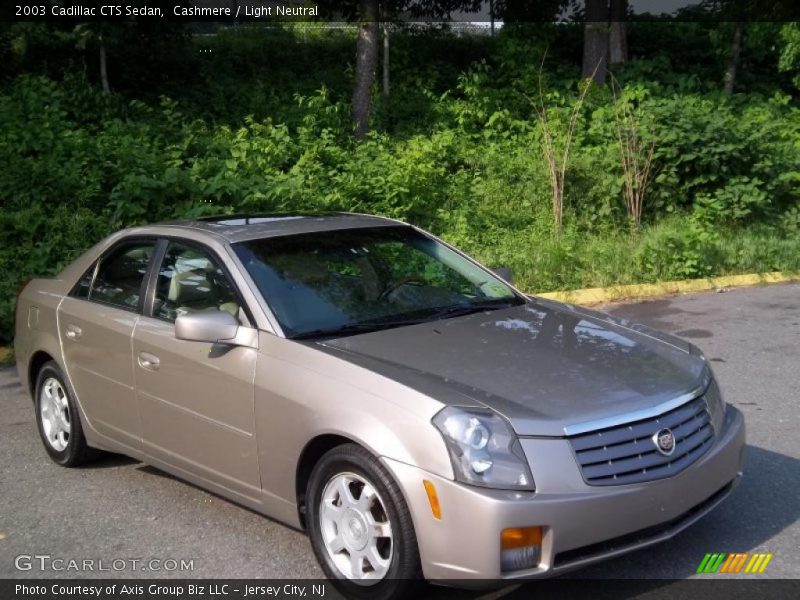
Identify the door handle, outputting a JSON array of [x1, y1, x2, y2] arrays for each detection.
[[65, 324, 82, 340], [137, 352, 161, 371]]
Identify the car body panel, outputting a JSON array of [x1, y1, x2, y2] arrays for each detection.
[[58, 296, 142, 447], [540, 298, 693, 353], [320, 301, 708, 436], [15, 278, 66, 395], [168, 213, 400, 244], [251, 330, 454, 527], [132, 315, 262, 502]]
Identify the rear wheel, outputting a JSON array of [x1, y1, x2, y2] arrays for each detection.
[[306, 444, 423, 600], [34, 361, 96, 466]]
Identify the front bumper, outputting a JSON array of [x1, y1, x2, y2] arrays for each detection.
[[383, 405, 745, 581]]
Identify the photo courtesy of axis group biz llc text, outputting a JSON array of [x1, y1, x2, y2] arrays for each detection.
[[1, 1, 799, 600], [15, 584, 324, 597]]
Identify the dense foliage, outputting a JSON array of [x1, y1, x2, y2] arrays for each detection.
[[1, 22, 799, 343]]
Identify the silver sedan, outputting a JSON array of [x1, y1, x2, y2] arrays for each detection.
[[14, 213, 745, 599]]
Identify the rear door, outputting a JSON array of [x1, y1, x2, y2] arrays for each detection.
[[132, 239, 261, 503], [59, 239, 157, 450]]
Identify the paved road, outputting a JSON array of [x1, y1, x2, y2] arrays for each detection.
[[0, 283, 797, 587]]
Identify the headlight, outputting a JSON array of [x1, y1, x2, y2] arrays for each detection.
[[432, 407, 535, 491]]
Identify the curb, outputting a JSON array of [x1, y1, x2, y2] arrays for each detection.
[[535, 271, 799, 305]]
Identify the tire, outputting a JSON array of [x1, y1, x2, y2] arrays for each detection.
[[34, 361, 97, 467], [306, 444, 423, 600]]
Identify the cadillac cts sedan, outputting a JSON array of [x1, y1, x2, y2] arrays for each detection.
[[14, 213, 745, 598]]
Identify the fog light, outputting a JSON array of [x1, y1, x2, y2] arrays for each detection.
[[501, 526, 542, 572]]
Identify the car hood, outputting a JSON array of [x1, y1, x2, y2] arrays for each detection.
[[316, 298, 710, 436]]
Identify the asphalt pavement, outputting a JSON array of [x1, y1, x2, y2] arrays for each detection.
[[0, 282, 797, 587]]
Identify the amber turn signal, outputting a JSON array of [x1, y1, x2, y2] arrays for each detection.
[[422, 480, 442, 520], [501, 526, 543, 550]]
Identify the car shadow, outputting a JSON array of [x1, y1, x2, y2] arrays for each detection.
[[134, 463, 307, 533], [82, 451, 138, 469], [423, 444, 799, 598]]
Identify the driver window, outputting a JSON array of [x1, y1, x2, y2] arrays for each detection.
[[153, 242, 241, 323]]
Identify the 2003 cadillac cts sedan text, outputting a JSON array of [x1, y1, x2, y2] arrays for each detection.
[[14, 213, 745, 599]]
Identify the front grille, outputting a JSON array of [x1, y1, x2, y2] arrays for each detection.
[[568, 395, 714, 486]]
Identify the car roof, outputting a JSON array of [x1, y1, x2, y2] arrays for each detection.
[[130, 212, 406, 244]]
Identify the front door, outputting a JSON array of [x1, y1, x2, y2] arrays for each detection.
[[132, 240, 260, 503]]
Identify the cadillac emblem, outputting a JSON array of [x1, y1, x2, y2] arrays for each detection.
[[653, 428, 676, 456]]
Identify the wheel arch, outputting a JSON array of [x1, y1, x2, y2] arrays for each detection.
[[295, 433, 362, 529], [28, 350, 56, 400]]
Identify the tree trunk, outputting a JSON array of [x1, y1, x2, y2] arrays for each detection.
[[582, 0, 609, 85], [609, 0, 627, 65], [382, 22, 390, 97], [98, 33, 110, 94], [724, 22, 744, 94], [351, 0, 380, 141]]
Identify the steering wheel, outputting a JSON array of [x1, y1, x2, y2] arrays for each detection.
[[378, 276, 427, 301]]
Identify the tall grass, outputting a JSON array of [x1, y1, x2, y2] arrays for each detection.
[[455, 219, 800, 293]]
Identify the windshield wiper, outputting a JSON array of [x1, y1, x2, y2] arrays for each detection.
[[366, 298, 520, 329], [292, 299, 520, 340], [429, 298, 520, 319], [291, 322, 389, 340]]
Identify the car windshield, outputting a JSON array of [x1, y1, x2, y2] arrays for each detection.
[[233, 226, 523, 339]]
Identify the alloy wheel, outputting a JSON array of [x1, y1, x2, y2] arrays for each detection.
[[40, 377, 71, 452], [318, 471, 393, 583]]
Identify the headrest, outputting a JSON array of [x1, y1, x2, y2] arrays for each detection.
[[168, 269, 213, 304]]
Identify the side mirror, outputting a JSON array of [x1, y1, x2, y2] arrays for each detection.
[[492, 267, 514, 284], [175, 311, 257, 348]]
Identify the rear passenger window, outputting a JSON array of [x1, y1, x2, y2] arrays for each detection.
[[153, 242, 241, 323], [90, 243, 155, 311]]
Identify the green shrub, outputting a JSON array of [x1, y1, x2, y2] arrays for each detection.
[[2, 25, 800, 342]]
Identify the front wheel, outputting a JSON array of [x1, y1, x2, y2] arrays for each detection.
[[306, 444, 423, 600]]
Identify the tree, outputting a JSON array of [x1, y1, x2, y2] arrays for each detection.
[[682, 0, 795, 93], [531, 57, 595, 236], [330, 0, 483, 140], [65, 1, 189, 95], [609, 0, 628, 65], [778, 22, 800, 88], [351, 0, 380, 140], [74, 24, 111, 93], [382, 21, 390, 96], [723, 22, 744, 93], [98, 31, 110, 93], [582, 0, 609, 84], [610, 78, 656, 227]]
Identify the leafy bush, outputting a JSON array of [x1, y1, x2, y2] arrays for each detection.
[[1, 24, 800, 342]]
